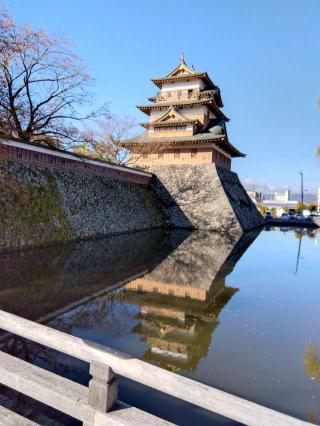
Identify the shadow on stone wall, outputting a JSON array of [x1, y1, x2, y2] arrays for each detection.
[[151, 174, 195, 229], [149, 164, 264, 236]]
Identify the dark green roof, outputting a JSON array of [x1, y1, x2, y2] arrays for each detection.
[[151, 72, 215, 90], [123, 131, 245, 158], [137, 98, 229, 121]]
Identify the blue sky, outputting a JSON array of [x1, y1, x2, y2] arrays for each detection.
[[10, 0, 320, 192]]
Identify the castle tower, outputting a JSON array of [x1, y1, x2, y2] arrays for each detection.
[[127, 55, 244, 169], [125, 56, 263, 235]]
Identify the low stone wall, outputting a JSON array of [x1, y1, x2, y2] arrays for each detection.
[[147, 164, 263, 236], [0, 160, 165, 250]]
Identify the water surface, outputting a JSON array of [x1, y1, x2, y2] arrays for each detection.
[[0, 227, 319, 424]]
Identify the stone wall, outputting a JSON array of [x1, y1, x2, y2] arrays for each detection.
[[147, 164, 263, 236], [0, 139, 263, 250], [0, 159, 165, 250], [0, 139, 152, 184]]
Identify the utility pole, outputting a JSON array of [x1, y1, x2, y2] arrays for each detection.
[[299, 171, 304, 216]]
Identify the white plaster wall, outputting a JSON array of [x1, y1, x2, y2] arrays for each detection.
[[181, 106, 209, 116], [161, 79, 205, 92], [150, 106, 210, 120]]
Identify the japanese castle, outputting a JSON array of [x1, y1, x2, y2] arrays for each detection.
[[126, 55, 244, 169]]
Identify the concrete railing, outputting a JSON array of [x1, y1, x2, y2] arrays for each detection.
[[0, 309, 311, 426]]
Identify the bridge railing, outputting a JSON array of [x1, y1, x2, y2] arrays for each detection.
[[0, 309, 310, 426]]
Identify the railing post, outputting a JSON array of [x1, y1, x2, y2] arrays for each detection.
[[85, 361, 118, 425]]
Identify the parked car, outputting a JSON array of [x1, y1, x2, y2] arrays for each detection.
[[308, 213, 320, 222], [264, 212, 273, 220], [281, 213, 290, 221]]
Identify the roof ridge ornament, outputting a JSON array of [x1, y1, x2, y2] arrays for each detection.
[[180, 53, 185, 64]]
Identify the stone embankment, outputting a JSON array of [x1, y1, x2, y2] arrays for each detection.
[[148, 164, 263, 236], [0, 140, 165, 250], [0, 139, 263, 250]]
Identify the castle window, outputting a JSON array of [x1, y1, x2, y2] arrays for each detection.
[[155, 125, 186, 132], [188, 89, 193, 98], [174, 150, 180, 159], [167, 92, 171, 98], [158, 153, 164, 158], [191, 148, 197, 157]]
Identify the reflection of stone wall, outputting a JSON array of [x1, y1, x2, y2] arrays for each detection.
[[0, 229, 168, 321], [0, 160, 165, 250], [142, 231, 241, 291], [148, 164, 263, 236], [122, 230, 259, 373]]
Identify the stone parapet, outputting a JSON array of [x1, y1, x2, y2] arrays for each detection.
[[0, 139, 152, 185]]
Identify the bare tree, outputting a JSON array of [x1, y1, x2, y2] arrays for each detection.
[[74, 114, 136, 164], [73, 113, 172, 166], [125, 132, 171, 167], [0, 9, 106, 148]]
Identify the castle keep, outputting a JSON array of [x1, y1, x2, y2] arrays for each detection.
[[126, 56, 263, 235], [126, 54, 244, 169]]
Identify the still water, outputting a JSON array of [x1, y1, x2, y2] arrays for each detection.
[[0, 227, 319, 424]]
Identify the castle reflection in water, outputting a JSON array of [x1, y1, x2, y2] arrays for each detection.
[[0, 229, 259, 373], [119, 231, 258, 373], [33, 229, 258, 377], [0, 228, 258, 424]]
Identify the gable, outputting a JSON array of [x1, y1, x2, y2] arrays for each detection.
[[154, 106, 189, 124], [162, 114, 176, 122], [166, 55, 196, 78], [169, 65, 194, 77]]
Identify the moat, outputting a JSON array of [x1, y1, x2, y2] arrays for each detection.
[[0, 227, 319, 425]]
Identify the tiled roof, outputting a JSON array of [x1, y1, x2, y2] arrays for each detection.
[[138, 97, 213, 109], [137, 98, 229, 121], [151, 72, 215, 90], [123, 131, 245, 158]]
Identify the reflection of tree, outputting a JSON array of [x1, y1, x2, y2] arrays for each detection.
[[304, 344, 320, 425], [50, 294, 138, 337], [305, 344, 320, 380]]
